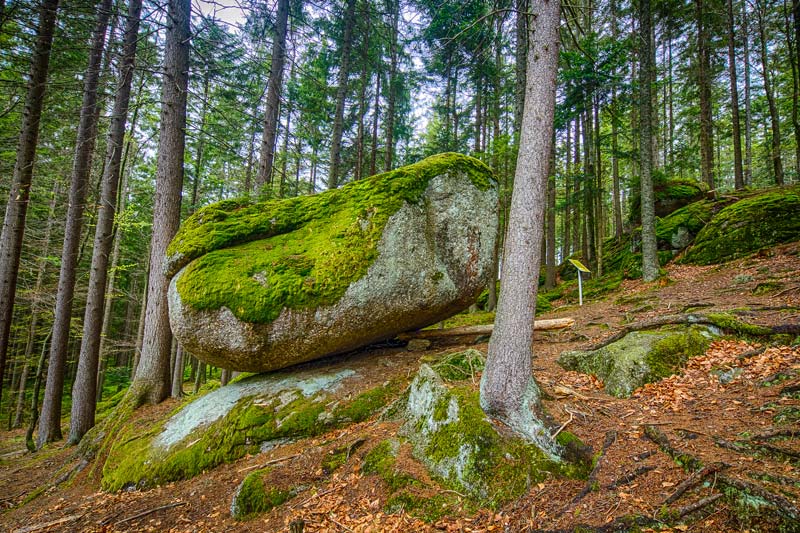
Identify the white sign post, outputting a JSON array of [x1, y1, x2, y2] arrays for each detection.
[[569, 259, 591, 306]]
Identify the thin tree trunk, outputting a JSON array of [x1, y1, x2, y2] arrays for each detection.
[[0, 0, 59, 409], [25, 327, 51, 452], [757, 0, 784, 185], [68, 0, 142, 444], [743, 1, 753, 185], [132, 0, 191, 405], [784, 0, 800, 177], [191, 69, 210, 209], [256, 0, 289, 192], [696, 0, 716, 190], [328, 0, 357, 189], [545, 142, 556, 290], [481, 0, 561, 457], [640, 0, 658, 282], [171, 345, 184, 397], [727, 0, 745, 189], [38, 0, 112, 447], [384, 0, 399, 171], [369, 73, 380, 176], [564, 122, 572, 257], [513, 0, 528, 140], [13, 180, 59, 428], [355, 9, 369, 181]]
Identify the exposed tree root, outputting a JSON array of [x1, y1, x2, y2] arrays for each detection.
[[569, 430, 617, 505], [664, 462, 727, 505], [606, 465, 656, 490], [643, 424, 702, 471], [676, 493, 724, 518]]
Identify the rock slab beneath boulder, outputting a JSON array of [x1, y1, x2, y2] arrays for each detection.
[[167, 153, 497, 372]]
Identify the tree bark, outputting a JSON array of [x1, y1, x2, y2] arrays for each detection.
[[171, 344, 183, 398], [480, 0, 561, 458], [727, 0, 744, 189], [328, 0, 357, 189], [696, 0, 716, 190], [639, 0, 659, 282], [545, 142, 556, 290], [383, 0, 399, 171], [13, 180, 59, 428], [132, 0, 191, 405], [68, 0, 142, 445], [0, 0, 59, 410], [756, 0, 784, 185], [38, 0, 112, 447], [256, 0, 289, 193]]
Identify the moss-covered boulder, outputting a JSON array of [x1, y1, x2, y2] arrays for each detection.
[[558, 325, 718, 398], [230, 468, 302, 520], [630, 179, 707, 223], [101, 368, 398, 491], [167, 153, 498, 372], [682, 186, 800, 265], [394, 365, 588, 505]]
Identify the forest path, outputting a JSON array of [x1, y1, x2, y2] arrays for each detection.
[[1, 243, 799, 532]]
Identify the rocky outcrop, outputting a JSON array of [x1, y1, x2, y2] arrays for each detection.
[[101, 368, 399, 491], [167, 153, 498, 372], [558, 325, 718, 398]]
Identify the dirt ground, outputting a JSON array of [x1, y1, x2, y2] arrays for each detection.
[[1, 243, 798, 533]]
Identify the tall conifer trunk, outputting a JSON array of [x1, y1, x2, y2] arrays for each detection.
[[132, 0, 191, 405], [0, 0, 59, 409], [38, 0, 112, 446], [328, 0, 357, 189], [68, 0, 143, 444]]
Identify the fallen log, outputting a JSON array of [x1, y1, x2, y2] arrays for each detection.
[[397, 317, 574, 341]]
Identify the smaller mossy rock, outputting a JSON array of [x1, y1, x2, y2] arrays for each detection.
[[230, 468, 301, 520], [101, 369, 399, 491], [168, 153, 498, 372], [362, 439, 417, 492], [558, 325, 718, 398], [682, 187, 800, 265], [630, 178, 707, 223], [396, 365, 588, 506], [655, 199, 716, 251]]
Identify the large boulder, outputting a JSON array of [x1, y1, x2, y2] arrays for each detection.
[[167, 153, 498, 372]]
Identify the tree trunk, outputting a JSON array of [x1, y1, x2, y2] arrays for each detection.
[[513, 0, 528, 140], [38, 0, 112, 447], [757, 0, 784, 185], [480, 0, 561, 458], [545, 142, 556, 290], [0, 0, 59, 410], [383, 0, 399, 171], [12, 180, 59, 428], [369, 73, 380, 176], [132, 0, 191, 405], [727, 0, 744, 190], [696, 0, 716, 190], [171, 344, 183, 398], [793, 0, 800, 176], [68, 0, 142, 445], [743, 0, 753, 185], [328, 0, 357, 190], [639, 0, 659, 282], [256, 0, 289, 193], [355, 10, 370, 182]]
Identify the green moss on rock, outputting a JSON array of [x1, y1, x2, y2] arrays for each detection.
[[362, 439, 416, 492], [399, 365, 590, 508], [101, 376, 401, 491], [168, 153, 494, 324], [558, 325, 716, 398], [683, 187, 800, 265]]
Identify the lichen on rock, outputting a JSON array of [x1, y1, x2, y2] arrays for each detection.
[[558, 325, 717, 398], [100, 369, 398, 491], [394, 365, 589, 506], [167, 153, 498, 372]]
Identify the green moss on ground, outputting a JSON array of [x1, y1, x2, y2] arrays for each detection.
[[706, 313, 773, 336], [683, 187, 800, 265], [231, 468, 296, 520], [362, 440, 416, 492], [102, 382, 401, 491], [431, 349, 485, 381], [169, 153, 494, 324], [385, 491, 463, 522]]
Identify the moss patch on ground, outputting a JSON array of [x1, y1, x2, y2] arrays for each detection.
[[682, 186, 800, 265], [168, 153, 494, 324], [230, 468, 298, 520]]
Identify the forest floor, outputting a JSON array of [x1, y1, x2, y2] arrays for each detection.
[[1, 243, 799, 533]]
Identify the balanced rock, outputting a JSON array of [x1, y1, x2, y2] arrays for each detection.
[[167, 153, 497, 372]]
